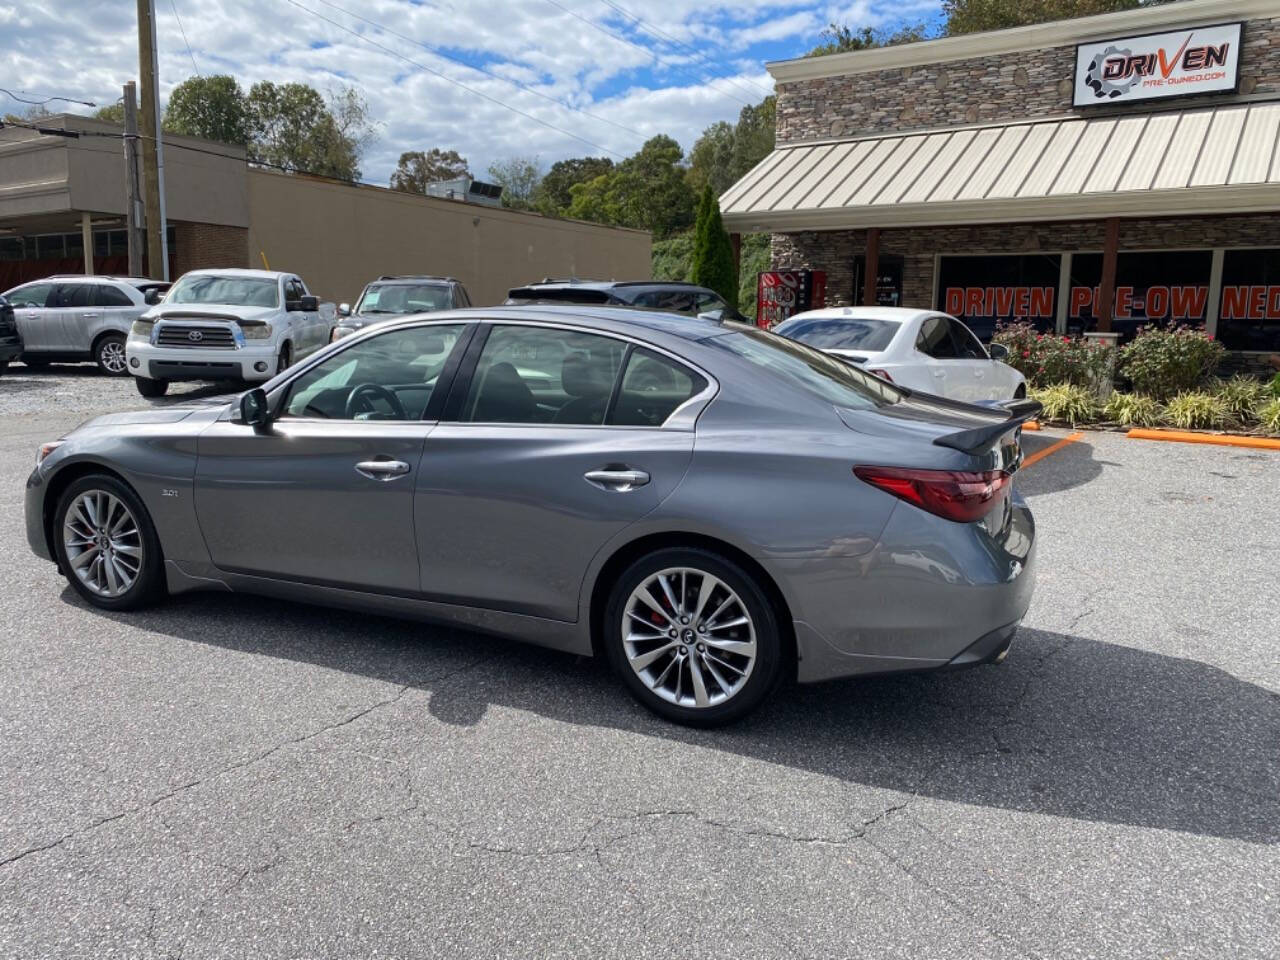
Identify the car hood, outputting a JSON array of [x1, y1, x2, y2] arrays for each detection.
[[72, 398, 232, 431], [143, 303, 278, 322]]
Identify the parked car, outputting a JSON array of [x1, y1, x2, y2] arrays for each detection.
[[1, 276, 170, 375], [774, 307, 1027, 402], [125, 268, 336, 397], [27, 307, 1038, 725], [507, 279, 749, 322], [0, 293, 22, 375], [332, 275, 471, 341]]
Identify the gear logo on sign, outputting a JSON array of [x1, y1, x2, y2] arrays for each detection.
[[1085, 45, 1140, 99]]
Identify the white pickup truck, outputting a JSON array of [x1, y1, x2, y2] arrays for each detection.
[[125, 268, 336, 397]]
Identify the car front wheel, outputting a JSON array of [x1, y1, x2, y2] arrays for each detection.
[[54, 475, 164, 610], [95, 333, 129, 375], [135, 376, 168, 398], [604, 547, 783, 726]]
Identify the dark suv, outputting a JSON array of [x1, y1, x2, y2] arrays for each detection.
[[0, 294, 21, 376], [506, 279, 747, 321], [333, 275, 472, 341]]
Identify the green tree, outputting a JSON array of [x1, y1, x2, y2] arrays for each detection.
[[690, 186, 737, 310], [246, 81, 369, 180], [566, 136, 694, 238], [165, 75, 249, 144], [687, 96, 776, 197], [487, 155, 543, 210], [532, 156, 614, 216], [944, 0, 1145, 34], [390, 148, 469, 193], [93, 102, 125, 124], [806, 22, 930, 56]]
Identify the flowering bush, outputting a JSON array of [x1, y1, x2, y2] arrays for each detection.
[[992, 321, 1115, 389], [1116, 325, 1224, 400]]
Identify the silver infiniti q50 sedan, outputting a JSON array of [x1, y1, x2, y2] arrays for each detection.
[[26, 306, 1038, 725]]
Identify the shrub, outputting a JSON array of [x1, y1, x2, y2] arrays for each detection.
[[1104, 392, 1162, 427], [992, 321, 1116, 389], [1258, 398, 1280, 435], [1162, 391, 1228, 430], [1117, 325, 1224, 400], [1211, 375, 1269, 422], [1031, 383, 1100, 425], [1270, 372, 1280, 398]]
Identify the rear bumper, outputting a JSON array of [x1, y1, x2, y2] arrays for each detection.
[[777, 497, 1036, 684]]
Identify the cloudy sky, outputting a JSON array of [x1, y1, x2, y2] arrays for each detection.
[[2, 0, 941, 183]]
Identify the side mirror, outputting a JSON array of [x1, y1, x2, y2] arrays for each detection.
[[239, 387, 270, 427], [988, 343, 1010, 361], [144, 288, 163, 305], [300, 294, 319, 312], [338, 302, 351, 317]]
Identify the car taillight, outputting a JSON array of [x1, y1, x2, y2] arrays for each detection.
[[853, 466, 1011, 523], [867, 368, 893, 382]]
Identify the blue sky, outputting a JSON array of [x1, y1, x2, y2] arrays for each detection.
[[1, 0, 943, 182]]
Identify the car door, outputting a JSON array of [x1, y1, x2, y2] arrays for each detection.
[[912, 315, 961, 397], [5, 282, 56, 351], [194, 322, 471, 593], [93, 282, 142, 336], [291, 276, 324, 354], [945, 317, 999, 401], [50, 283, 96, 352], [414, 322, 705, 622]]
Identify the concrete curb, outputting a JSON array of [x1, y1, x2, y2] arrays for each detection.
[[1126, 428, 1280, 450]]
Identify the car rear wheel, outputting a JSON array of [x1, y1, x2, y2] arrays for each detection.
[[604, 547, 783, 726], [94, 333, 128, 376], [135, 376, 168, 398], [54, 475, 164, 611]]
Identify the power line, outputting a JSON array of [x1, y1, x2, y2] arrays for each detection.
[[1, 88, 96, 108], [281, 0, 627, 159], [597, 0, 773, 100], [541, 0, 753, 108], [309, 0, 647, 142], [169, 0, 201, 75]]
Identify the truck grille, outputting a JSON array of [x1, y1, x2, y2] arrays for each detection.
[[156, 323, 236, 349]]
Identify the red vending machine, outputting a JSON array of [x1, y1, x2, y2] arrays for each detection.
[[755, 270, 827, 328]]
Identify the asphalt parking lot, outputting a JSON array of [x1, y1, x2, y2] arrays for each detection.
[[2, 363, 1278, 959]]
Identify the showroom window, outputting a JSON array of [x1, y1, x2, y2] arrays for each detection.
[[1068, 250, 1213, 338], [936, 254, 1061, 339], [1217, 249, 1280, 353]]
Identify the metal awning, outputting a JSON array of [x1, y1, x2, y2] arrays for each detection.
[[720, 100, 1280, 232]]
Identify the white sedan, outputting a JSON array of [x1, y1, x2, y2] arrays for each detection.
[[773, 306, 1026, 403]]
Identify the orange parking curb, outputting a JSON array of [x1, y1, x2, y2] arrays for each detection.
[[1022, 431, 1082, 468], [1022, 421, 1041, 431], [1126, 429, 1280, 450]]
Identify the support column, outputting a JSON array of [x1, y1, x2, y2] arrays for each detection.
[[1096, 217, 1120, 333], [81, 212, 93, 276], [1205, 247, 1225, 339], [863, 227, 880, 306]]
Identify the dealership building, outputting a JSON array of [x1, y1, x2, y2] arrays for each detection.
[[0, 117, 649, 307], [722, 0, 1280, 368]]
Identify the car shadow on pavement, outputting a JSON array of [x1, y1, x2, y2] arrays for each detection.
[[1018, 433, 1113, 497], [75, 588, 1280, 845]]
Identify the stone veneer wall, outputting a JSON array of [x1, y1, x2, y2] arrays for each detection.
[[775, 15, 1280, 143]]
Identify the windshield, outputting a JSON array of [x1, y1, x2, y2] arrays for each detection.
[[166, 275, 280, 308], [774, 316, 902, 352], [357, 283, 454, 315], [714, 326, 903, 409]]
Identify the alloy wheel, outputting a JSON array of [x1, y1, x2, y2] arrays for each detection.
[[99, 339, 127, 374], [622, 567, 757, 709], [62, 490, 144, 598]]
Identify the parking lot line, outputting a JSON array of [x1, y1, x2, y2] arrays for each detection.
[[1022, 431, 1083, 469]]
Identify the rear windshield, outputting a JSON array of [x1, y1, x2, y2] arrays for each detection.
[[714, 326, 903, 409], [774, 316, 901, 352], [505, 287, 617, 305], [357, 283, 453, 315]]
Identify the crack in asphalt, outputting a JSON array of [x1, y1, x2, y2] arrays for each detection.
[[0, 654, 494, 872]]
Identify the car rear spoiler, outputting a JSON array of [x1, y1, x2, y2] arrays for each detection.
[[931, 398, 1043, 454]]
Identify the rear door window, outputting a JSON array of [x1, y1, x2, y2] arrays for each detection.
[[917, 316, 959, 359], [94, 285, 135, 307], [609, 349, 706, 427], [54, 284, 93, 308]]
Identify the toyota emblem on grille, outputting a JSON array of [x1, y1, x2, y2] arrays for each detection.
[[187, 330, 203, 342]]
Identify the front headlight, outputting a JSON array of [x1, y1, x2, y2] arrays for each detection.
[[240, 322, 273, 340], [331, 326, 355, 341], [36, 441, 63, 467], [130, 319, 153, 339]]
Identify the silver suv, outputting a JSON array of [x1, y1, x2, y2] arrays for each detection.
[[3, 276, 170, 375]]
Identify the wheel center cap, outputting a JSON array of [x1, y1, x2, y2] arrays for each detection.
[[682, 629, 695, 641]]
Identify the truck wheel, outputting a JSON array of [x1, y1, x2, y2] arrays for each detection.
[[277, 342, 292, 374], [94, 333, 129, 376], [135, 376, 169, 398]]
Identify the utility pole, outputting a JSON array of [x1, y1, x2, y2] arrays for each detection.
[[122, 82, 144, 278], [136, 0, 169, 280]]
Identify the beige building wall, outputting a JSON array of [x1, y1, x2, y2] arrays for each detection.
[[246, 169, 651, 307]]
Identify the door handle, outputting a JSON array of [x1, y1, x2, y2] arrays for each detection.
[[933, 370, 946, 377], [584, 468, 650, 492], [974, 369, 985, 377], [355, 459, 410, 481]]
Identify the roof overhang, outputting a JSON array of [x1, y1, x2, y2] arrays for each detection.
[[720, 101, 1280, 234]]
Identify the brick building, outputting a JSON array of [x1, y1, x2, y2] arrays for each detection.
[[721, 0, 1280, 367]]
